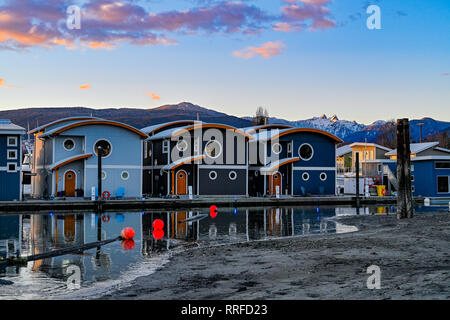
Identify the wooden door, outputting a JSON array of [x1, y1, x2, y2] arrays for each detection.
[[64, 171, 76, 197], [64, 215, 75, 242], [176, 170, 187, 195], [271, 172, 282, 195]]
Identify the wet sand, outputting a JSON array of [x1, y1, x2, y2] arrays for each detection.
[[102, 211, 450, 300]]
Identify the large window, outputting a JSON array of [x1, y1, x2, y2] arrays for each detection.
[[437, 176, 449, 193], [298, 143, 313, 161], [436, 162, 450, 169], [205, 140, 222, 159], [94, 140, 112, 157]]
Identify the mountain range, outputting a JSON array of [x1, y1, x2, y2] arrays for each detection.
[[1, 102, 448, 144]]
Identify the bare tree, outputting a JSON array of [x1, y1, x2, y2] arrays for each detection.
[[425, 130, 450, 149], [375, 120, 397, 149], [252, 107, 269, 126]]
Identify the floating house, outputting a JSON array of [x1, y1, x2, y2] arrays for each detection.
[[336, 142, 392, 174], [0, 119, 25, 201], [142, 121, 252, 197], [29, 117, 147, 199], [362, 142, 450, 197], [247, 126, 342, 196]]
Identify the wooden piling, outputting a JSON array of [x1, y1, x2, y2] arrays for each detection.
[[396, 118, 414, 219]]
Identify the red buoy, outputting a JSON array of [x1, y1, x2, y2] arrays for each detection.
[[121, 239, 135, 251], [153, 228, 164, 240], [152, 219, 164, 230], [121, 227, 135, 240]]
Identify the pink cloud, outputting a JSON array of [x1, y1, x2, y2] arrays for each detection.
[[0, 77, 15, 88], [233, 41, 286, 59], [145, 91, 161, 100]]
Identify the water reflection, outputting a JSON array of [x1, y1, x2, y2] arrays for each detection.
[[1, 205, 442, 299]]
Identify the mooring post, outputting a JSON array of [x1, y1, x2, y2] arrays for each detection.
[[355, 151, 361, 210], [396, 118, 414, 219], [97, 146, 103, 201]]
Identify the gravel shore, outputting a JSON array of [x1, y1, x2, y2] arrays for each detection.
[[102, 211, 450, 300]]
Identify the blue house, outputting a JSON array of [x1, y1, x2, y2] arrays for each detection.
[[0, 215, 21, 259], [362, 142, 450, 197], [29, 117, 148, 199], [246, 126, 342, 196], [142, 121, 251, 197], [0, 119, 25, 201]]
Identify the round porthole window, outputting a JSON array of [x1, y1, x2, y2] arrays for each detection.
[[176, 139, 188, 152], [320, 172, 327, 181], [63, 139, 75, 151], [229, 171, 237, 180], [302, 172, 310, 181], [101, 171, 107, 180], [121, 171, 129, 180], [205, 140, 222, 159], [272, 143, 282, 155], [209, 170, 217, 180], [254, 170, 259, 177], [94, 139, 112, 157], [298, 143, 313, 161]]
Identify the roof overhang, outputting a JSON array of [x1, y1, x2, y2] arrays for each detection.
[[50, 153, 93, 170], [257, 128, 342, 144], [172, 123, 254, 140], [162, 155, 206, 171], [260, 157, 300, 174]]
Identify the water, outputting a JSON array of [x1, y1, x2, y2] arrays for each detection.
[[0, 205, 443, 299]]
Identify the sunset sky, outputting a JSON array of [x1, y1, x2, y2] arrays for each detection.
[[0, 0, 449, 124]]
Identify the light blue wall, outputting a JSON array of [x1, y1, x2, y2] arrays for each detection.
[[54, 136, 85, 162]]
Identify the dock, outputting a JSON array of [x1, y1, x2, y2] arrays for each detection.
[[0, 196, 424, 214]]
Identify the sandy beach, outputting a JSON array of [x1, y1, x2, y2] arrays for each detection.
[[102, 211, 450, 300]]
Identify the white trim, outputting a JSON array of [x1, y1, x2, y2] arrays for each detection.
[[121, 170, 130, 180], [302, 172, 310, 181], [176, 140, 188, 152], [436, 175, 450, 194], [86, 164, 142, 169], [209, 170, 218, 180], [298, 143, 314, 161], [63, 138, 76, 151], [162, 139, 170, 154], [204, 139, 223, 159], [293, 167, 336, 171], [271, 171, 282, 195], [198, 165, 247, 169], [19, 136, 23, 200], [7, 149, 17, 160], [62, 169, 77, 193], [320, 172, 327, 181], [6, 162, 17, 173], [229, 170, 237, 180], [101, 170, 107, 180], [412, 156, 450, 161], [175, 169, 188, 195], [7, 136, 17, 147], [93, 138, 113, 158], [272, 143, 282, 155], [435, 161, 450, 169]]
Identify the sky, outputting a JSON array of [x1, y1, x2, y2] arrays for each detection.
[[0, 0, 449, 124]]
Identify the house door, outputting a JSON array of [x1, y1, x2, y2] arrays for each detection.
[[176, 170, 187, 195], [64, 171, 76, 197], [271, 172, 282, 195]]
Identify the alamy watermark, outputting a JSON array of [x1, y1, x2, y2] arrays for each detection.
[[66, 5, 81, 30], [366, 265, 381, 289], [66, 264, 81, 290], [367, 5, 381, 30]]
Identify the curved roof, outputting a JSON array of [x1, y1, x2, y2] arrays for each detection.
[[28, 116, 100, 134], [172, 123, 253, 139], [40, 119, 148, 138], [252, 128, 342, 144], [50, 153, 93, 170], [162, 155, 206, 171], [243, 124, 294, 134], [260, 157, 300, 174], [141, 120, 201, 135]]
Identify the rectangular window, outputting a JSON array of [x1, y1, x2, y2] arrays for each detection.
[[411, 185, 415, 192], [287, 142, 292, 154], [437, 176, 449, 193], [162, 140, 169, 153], [7, 136, 17, 147], [7, 149, 17, 160], [7, 163, 17, 172], [435, 162, 450, 169], [143, 142, 148, 159], [377, 164, 382, 174], [411, 175, 415, 182], [411, 164, 414, 172], [193, 138, 199, 153]]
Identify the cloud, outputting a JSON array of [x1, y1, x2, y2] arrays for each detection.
[[0, 0, 335, 50], [145, 91, 160, 100], [441, 73, 449, 77], [233, 41, 286, 59], [0, 77, 15, 88], [276, 0, 335, 32], [79, 83, 91, 90], [0, 0, 272, 50]]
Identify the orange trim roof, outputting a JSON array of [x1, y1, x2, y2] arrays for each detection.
[[28, 117, 99, 134], [43, 120, 148, 138], [173, 123, 253, 140], [260, 157, 300, 173], [51, 154, 93, 170], [142, 120, 200, 135], [270, 128, 342, 144]]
